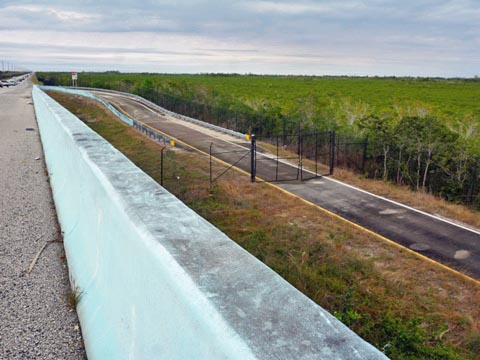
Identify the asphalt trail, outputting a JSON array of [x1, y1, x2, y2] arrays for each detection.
[[92, 90, 480, 280]]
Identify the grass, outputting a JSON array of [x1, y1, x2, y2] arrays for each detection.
[[31, 73, 43, 85], [47, 90, 480, 359], [67, 283, 84, 309]]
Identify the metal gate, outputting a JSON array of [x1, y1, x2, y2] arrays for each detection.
[[251, 131, 335, 183]]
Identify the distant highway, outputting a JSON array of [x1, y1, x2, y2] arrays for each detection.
[[63, 88, 480, 281], [0, 73, 30, 94]]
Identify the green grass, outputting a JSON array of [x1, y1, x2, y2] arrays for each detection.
[[31, 73, 43, 85]]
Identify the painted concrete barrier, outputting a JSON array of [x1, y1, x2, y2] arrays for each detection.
[[32, 85, 387, 359]]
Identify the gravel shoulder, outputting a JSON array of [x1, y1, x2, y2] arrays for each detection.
[[0, 80, 86, 359]]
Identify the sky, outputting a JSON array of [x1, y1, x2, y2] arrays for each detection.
[[0, 0, 479, 77]]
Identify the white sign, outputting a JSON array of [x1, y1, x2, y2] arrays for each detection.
[[71, 72, 77, 80]]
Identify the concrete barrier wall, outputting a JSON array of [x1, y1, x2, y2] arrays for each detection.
[[32, 86, 387, 360]]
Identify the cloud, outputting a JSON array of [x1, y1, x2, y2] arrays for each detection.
[[8, 4, 98, 21], [0, 0, 479, 76], [425, 0, 480, 21], [244, 1, 365, 15]]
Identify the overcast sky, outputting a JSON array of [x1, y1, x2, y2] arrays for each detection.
[[0, 0, 479, 77]]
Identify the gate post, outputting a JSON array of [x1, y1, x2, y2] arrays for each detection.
[[250, 134, 256, 183], [330, 131, 335, 175]]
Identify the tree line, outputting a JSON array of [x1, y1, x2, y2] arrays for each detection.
[[37, 73, 480, 207]]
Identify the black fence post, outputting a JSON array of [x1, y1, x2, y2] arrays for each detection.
[[469, 161, 478, 203], [209, 143, 213, 188], [362, 136, 368, 173], [275, 136, 279, 181], [330, 130, 336, 175], [299, 131, 303, 182], [336, 133, 339, 169], [234, 110, 238, 132], [315, 132, 318, 177], [296, 127, 301, 180], [250, 135, 256, 183]]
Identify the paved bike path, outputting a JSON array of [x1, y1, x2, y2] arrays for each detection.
[[93, 91, 480, 280]]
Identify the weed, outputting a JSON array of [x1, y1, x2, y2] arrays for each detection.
[[68, 282, 84, 309]]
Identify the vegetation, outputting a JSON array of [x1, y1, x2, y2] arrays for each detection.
[[31, 73, 43, 85], [67, 282, 84, 309], [0, 71, 27, 80], [47, 91, 480, 359], [37, 72, 480, 208]]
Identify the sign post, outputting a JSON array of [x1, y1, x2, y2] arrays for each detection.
[[71, 72, 78, 87]]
